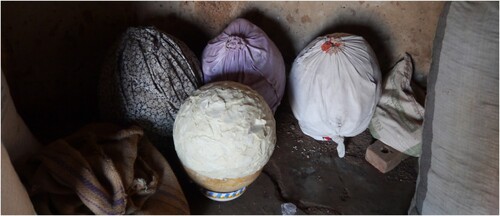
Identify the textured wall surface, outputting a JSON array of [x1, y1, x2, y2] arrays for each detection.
[[1, 1, 444, 141]]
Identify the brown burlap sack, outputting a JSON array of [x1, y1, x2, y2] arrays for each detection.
[[29, 123, 189, 214]]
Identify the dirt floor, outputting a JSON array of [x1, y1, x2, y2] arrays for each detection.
[[155, 97, 418, 215]]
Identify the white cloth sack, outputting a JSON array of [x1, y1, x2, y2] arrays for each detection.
[[289, 33, 381, 158], [369, 53, 424, 157]]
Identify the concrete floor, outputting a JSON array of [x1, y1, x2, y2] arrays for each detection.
[[2, 2, 432, 214]]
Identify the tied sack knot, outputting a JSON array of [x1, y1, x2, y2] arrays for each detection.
[[226, 36, 247, 50], [321, 37, 344, 54]]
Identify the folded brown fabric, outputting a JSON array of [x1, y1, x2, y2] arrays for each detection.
[[29, 123, 189, 214]]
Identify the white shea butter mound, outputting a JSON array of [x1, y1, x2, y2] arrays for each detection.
[[174, 81, 276, 180]]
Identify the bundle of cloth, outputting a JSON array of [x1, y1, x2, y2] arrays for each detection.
[[99, 26, 202, 138], [288, 33, 382, 158], [201, 18, 286, 113], [28, 123, 189, 215]]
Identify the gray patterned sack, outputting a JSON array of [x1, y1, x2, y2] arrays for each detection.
[[99, 26, 202, 137]]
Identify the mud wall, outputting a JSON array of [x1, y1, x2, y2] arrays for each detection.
[[1, 1, 444, 142]]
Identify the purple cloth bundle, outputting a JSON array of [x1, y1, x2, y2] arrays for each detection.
[[201, 18, 286, 113]]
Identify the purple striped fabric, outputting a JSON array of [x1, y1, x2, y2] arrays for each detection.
[[43, 148, 126, 215], [30, 123, 189, 214]]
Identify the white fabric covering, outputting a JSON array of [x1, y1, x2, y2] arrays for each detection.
[[289, 33, 381, 157]]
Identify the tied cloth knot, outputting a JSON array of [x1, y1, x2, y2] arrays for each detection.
[[323, 136, 346, 158]]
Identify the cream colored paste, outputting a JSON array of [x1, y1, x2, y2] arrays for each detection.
[[173, 81, 276, 180]]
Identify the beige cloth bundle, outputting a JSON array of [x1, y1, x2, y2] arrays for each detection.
[[29, 123, 189, 214]]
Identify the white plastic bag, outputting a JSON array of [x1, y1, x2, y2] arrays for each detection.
[[369, 54, 424, 157], [289, 33, 381, 158]]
